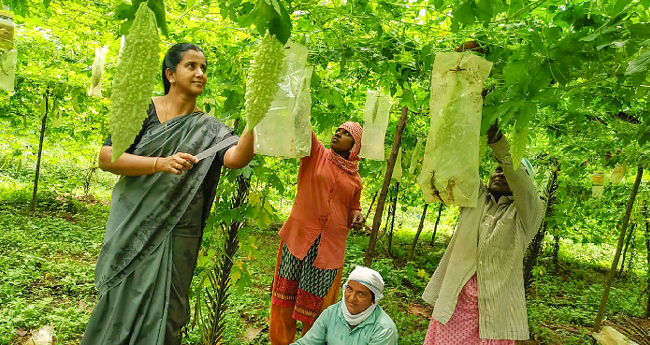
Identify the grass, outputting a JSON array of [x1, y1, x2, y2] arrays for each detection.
[[2, 186, 648, 345], [0, 190, 107, 345], [0, 133, 648, 344]]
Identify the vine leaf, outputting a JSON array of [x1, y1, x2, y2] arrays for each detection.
[[610, 0, 632, 17], [503, 60, 528, 86], [474, 0, 492, 25], [238, 0, 291, 44], [625, 49, 650, 75], [453, 1, 475, 27], [114, 0, 168, 37]]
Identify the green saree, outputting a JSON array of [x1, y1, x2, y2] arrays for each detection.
[[81, 112, 238, 345]]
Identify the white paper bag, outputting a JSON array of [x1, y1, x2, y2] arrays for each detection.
[[417, 52, 493, 207], [254, 41, 312, 158], [359, 89, 392, 161], [88, 46, 108, 97]]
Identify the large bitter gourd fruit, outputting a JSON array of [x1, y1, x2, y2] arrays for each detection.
[[244, 32, 285, 130], [509, 116, 529, 170], [108, 2, 160, 162]]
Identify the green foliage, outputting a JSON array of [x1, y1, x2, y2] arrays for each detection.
[[2, 0, 650, 343], [114, 0, 169, 36], [219, 0, 292, 44], [0, 190, 107, 344]]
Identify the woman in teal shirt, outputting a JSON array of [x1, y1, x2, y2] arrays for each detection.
[[292, 266, 398, 345]]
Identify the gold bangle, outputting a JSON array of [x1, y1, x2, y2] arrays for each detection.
[[152, 157, 160, 174]]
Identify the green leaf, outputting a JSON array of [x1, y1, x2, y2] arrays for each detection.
[[148, 0, 169, 37], [187, 0, 196, 8], [533, 89, 558, 106], [9, 0, 28, 16], [236, 0, 292, 43], [269, 0, 282, 15], [474, 0, 492, 24], [453, 1, 475, 27], [528, 32, 544, 53], [120, 19, 133, 36], [610, 0, 632, 17], [580, 31, 601, 42], [267, 10, 292, 44], [639, 132, 650, 146], [450, 19, 459, 33], [548, 61, 570, 85], [569, 97, 583, 112], [39, 99, 47, 117], [266, 173, 285, 194], [50, 106, 62, 128], [625, 49, 650, 75], [114, 2, 135, 21], [543, 27, 562, 42], [503, 60, 528, 86], [482, 100, 519, 134]]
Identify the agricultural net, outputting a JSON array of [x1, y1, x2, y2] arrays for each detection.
[[417, 52, 493, 207]]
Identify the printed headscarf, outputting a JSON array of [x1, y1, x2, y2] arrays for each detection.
[[328, 121, 363, 174]]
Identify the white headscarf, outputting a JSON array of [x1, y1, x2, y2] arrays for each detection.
[[341, 266, 385, 326]]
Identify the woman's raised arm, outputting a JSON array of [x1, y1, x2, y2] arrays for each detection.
[[223, 125, 255, 169]]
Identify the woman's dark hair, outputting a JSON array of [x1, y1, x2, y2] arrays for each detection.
[[162, 43, 204, 95]]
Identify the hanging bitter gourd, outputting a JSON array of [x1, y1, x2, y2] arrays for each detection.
[[108, 2, 160, 162], [370, 93, 380, 122], [408, 137, 423, 175], [509, 115, 529, 171], [88, 46, 108, 98], [244, 32, 285, 130]]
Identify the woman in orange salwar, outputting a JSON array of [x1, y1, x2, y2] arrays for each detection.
[[269, 122, 365, 345]]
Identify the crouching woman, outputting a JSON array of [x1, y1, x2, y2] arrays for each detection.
[[291, 266, 398, 345]]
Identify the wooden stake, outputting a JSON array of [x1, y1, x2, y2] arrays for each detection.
[[409, 203, 429, 260], [31, 92, 49, 212], [593, 165, 643, 331], [430, 203, 444, 245], [364, 105, 408, 266]]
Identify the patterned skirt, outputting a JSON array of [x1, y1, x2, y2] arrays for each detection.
[[271, 235, 340, 324], [423, 274, 515, 345]]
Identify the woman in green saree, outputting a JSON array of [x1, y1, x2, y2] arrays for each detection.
[[81, 43, 255, 345]]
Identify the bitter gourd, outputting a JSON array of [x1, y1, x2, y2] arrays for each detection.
[[509, 116, 529, 171], [408, 137, 423, 175], [244, 32, 284, 130], [108, 2, 160, 162]]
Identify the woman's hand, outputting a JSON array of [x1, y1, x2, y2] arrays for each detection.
[[156, 152, 198, 175], [351, 211, 365, 230]]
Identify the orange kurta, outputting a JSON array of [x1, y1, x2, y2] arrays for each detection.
[[278, 131, 362, 269]]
